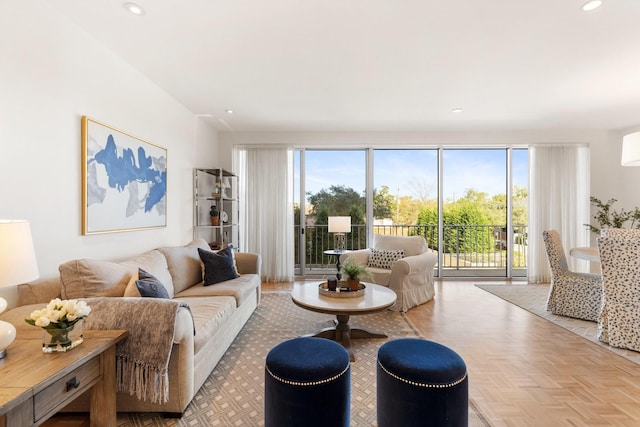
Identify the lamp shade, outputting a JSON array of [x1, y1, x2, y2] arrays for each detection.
[[621, 131, 640, 166], [0, 220, 39, 287], [328, 216, 351, 233]]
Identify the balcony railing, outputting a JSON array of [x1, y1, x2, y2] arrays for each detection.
[[295, 224, 528, 275]]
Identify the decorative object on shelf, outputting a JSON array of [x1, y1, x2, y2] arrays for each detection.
[[221, 177, 231, 199], [209, 204, 220, 226], [82, 116, 167, 235], [25, 298, 91, 353], [341, 258, 373, 291], [621, 131, 640, 166], [221, 210, 229, 224], [328, 216, 351, 251], [0, 220, 40, 359], [584, 196, 640, 235]]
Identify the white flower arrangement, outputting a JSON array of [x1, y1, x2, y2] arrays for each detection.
[[25, 298, 91, 330]]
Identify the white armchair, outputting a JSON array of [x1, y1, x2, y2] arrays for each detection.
[[339, 234, 438, 312]]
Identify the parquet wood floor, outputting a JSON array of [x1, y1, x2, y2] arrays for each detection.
[[265, 280, 640, 426]]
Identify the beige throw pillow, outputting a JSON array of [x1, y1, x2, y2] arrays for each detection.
[[120, 250, 175, 298], [123, 270, 141, 297]]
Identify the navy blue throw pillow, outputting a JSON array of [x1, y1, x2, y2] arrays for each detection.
[[198, 247, 240, 286], [136, 268, 170, 298]]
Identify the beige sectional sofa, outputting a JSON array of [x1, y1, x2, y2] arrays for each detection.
[[0, 238, 261, 416]]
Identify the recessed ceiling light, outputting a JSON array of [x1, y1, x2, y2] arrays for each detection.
[[225, 109, 234, 114], [123, 2, 145, 16], [582, 0, 603, 11], [451, 108, 463, 113]]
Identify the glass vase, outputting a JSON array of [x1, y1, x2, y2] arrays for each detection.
[[41, 320, 83, 353]]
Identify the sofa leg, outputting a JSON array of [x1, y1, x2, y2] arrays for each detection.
[[163, 412, 183, 418]]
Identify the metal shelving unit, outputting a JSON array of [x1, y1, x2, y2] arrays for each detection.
[[193, 168, 239, 250]]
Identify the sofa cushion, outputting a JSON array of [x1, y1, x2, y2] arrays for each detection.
[[159, 239, 210, 294], [368, 249, 405, 269], [174, 296, 236, 354], [121, 250, 175, 297], [135, 268, 170, 298], [198, 247, 240, 285], [174, 274, 260, 307], [372, 234, 427, 257], [368, 267, 392, 287], [59, 259, 131, 299]]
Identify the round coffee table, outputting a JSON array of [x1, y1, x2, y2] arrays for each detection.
[[291, 281, 397, 361]]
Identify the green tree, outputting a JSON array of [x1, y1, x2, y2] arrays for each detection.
[[306, 185, 365, 253], [373, 186, 395, 219], [307, 185, 364, 223], [416, 200, 492, 253]]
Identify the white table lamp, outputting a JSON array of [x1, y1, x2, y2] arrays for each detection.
[[328, 216, 351, 252], [0, 220, 39, 358], [621, 131, 640, 166]]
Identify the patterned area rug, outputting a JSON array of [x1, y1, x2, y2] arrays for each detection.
[[117, 291, 489, 426], [476, 284, 640, 365]]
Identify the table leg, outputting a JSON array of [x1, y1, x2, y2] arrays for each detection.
[[90, 344, 116, 426], [305, 314, 387, 362]]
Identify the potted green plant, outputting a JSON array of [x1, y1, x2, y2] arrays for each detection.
[[341, 258, 373, 291], [209, 205, 220, 226], [585, 197, 640, 235]]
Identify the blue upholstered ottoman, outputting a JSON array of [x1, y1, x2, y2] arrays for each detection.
[[264, 337, 351, 427], [377, 338, 468, 427]]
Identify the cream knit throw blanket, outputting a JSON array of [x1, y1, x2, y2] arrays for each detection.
[[83, 297, 191, 404]]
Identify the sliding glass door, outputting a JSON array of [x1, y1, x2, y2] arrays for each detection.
[[295, 147, 528, 279], [294, 150, 366, 276]]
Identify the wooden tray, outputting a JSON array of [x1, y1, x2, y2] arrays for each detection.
[[318, 281, 366, 298]]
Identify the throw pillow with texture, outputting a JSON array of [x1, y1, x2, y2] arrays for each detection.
[[135, 268, 170, 298], [198, 247, 240, 285], [368, 249, 405, 269]]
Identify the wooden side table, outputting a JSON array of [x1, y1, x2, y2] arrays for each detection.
[[324, 249, 349, 280], [0, 329, 127, 427]]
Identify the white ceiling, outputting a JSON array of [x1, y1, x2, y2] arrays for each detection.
[[47, 0, 640, 133]]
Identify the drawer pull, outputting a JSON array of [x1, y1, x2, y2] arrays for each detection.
[[66, 377, 80, 392]]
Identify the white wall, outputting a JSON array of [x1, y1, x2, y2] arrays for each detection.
[[0, 1, 219, 306]]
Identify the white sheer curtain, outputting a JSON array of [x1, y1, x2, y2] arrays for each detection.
[[528, 145, 591, 283], [235, 146, 294, 282]]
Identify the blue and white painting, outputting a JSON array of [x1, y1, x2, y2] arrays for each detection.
[[83, 117, 167, 234]]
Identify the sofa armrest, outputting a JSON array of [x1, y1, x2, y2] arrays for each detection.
[[391, 251, 438, 276], [235, 252, 262, 275], [340, 249, 370, 266]]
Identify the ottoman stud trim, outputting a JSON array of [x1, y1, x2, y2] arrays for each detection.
[[265, 364, 350, 387], [377, 360, 467, 389]]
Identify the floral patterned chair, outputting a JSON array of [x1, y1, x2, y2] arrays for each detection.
[[542, 230, 603, 321], [600, 228, 640, 238], [597, 234, 640, 351]]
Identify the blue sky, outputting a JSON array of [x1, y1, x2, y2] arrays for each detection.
[[295, 148, 528, 203]]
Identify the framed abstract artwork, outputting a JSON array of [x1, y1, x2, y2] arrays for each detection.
[[82, 116, 167, 235]]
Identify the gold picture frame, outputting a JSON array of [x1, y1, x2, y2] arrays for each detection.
[[82, 116, 167, 235]]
